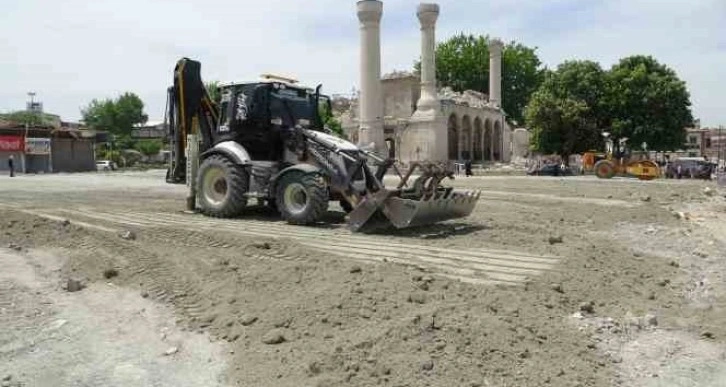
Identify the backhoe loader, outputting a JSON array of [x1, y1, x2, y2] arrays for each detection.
[[165, 58, 479, 232]]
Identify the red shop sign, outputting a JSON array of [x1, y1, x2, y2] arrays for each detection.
[[0, 136, 25, 152]]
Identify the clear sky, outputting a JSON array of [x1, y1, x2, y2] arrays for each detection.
[[1, 0, 724, 127]]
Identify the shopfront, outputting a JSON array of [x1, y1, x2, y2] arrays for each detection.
[[1, 125, 98, 173], [24, 137, 52, 173], [0, 135, 53, 173], [0, 135, 24, 172]]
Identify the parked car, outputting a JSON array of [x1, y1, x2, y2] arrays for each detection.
[[527, 163, 574, 176], [96, 160, 117, 171], [664, 158, 715, 179]]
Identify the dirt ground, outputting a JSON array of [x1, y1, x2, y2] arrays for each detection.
[[1, 170, 725, 387]]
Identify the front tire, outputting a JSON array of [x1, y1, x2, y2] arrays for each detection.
[[276, 172, 329, 225], [197, 155, 248, 217]]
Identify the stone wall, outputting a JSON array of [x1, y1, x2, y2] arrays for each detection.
[[382, 74, 419, 119]]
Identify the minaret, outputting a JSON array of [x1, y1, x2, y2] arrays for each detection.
[[488, 37, 503, 107], [356, 0, 385, 152], [401, 3, 447, 163], [411, 3, 440, 119]]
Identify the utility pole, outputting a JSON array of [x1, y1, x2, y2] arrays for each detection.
[[719, 125, 723, 170], [23, 91, 37, 174], [27, 92, 35, 107]]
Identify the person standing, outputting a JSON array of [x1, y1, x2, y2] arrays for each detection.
[[8, 155, 15, 177], [465, 159, 473, 177]]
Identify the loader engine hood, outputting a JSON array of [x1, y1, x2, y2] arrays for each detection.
[[304, 130, 360, 152]]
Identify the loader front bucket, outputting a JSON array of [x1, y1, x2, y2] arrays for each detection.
[[348, 189, 480, 233]]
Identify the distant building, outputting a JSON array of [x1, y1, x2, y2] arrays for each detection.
[[131, 120, 169, 163], [685, 127, 710, 157], [61, 121, 83, 130], [0, 97, 105, 173], [132, 120, 166, 140], [0, 122, 98, 173], [669, 126, 726, 167], [338, 72, 513, 163]]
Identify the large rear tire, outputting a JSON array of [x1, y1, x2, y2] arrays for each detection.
[[276, 172, 329, 225], [594, 160, 616, 179], [197, 155, 248, 218]]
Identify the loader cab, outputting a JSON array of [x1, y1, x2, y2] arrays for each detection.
[[215, 79, 329, 161]]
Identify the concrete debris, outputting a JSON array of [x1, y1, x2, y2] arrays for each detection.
[[103, 268, 119, 279], [66, 278, 85, 292], [674, 211, 690, 220], [579, 301, 595, 314], [239, 315, 257, 326], [262, 329, 287, 345], [643, 314, 658, 327], [408, 293, 427, 304], [657, 279, 671, 287], [548, 236, 564, 245], [421, 359, 434, 371], [120, 230, 136, 240], [350, 266, 362, 274], [703, 187, 714, 196], [641, 195, 652, 202], [307, 361, 323, 376], [694, 251, 709, 258], [164, 346, 179, 356], [273, 317, 292, 328], [61, 219, 71, 227]]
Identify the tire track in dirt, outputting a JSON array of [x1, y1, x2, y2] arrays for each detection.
[[44, 208, 562, 286], [7, 207, 212, 325], [0, 253, 55, 360]]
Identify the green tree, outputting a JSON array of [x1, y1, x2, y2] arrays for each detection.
[[415, 34, 545, 124], [205, 81, 221, 104], [525, 60, 607, 160], [0, 111, 56, 127], [81, 92, 148, 137], [526, 92, 597, 162], [134, 139, 163, 158], [546, 60, 608, 126], [605, 55, 693, 151], [325, 115, 344, 138], [319, 105, 344, 138]]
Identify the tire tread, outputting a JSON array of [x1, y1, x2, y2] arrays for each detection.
[[197, 155, 248, 218], [276, 172, 328, 225]]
